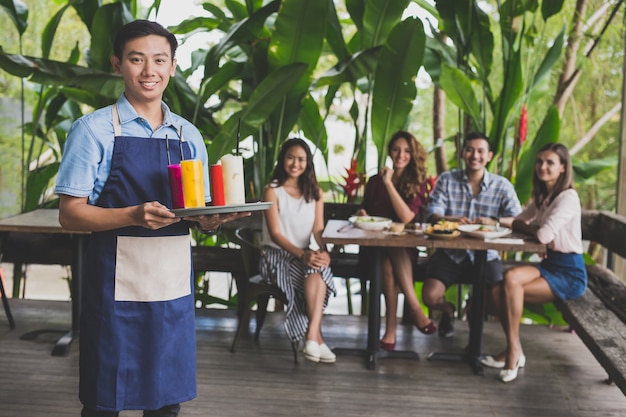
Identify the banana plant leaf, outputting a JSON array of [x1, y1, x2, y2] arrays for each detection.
[[24, 162, 59, 212], [314, 46, 382, 87], [361, 0, 410, 48], [299, 95, 328, 161], [89, 2, 132, 71], [70, 0, 101, 31], [0, 0, 28, 35], [325, 0, 350, 62], [439, 64, 483, 132], [207, 63, 308, 163], [573, 157, 618, 183], [515, 106, 560, 204], [203, 0, 279, 78], [371, 17, 426, 168], [267, 0, 328, 144], [532, 27, 564, 88], [489, 44, 523, 156], [0, 49, 124, 99], [542, 0, 565, 20], [41, 3, 72, 59]]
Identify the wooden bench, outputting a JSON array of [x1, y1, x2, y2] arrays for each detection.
[[554, 210, 626, 396]]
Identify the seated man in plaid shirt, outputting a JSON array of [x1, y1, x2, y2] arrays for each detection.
[[422, 132, 522, 338]]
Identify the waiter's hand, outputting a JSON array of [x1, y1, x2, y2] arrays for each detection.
[[135, 201, 181, 230], [185, 211, 251, 231]]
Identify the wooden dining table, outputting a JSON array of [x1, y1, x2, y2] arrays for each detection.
[[0, 208, 88, 356], [322, 219, 546, 373]]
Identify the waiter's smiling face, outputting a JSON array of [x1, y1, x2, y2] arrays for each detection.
[[111, 34, 177, 107]]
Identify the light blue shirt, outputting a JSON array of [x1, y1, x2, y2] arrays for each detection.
[[425, 169, 522, 263], [55, 94, 211, 205]]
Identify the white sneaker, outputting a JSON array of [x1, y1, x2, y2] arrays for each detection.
[[303, 340, 320, 363], [318, 343, 336, 364]]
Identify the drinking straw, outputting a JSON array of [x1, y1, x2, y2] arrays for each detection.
[[165, 134, 171, 165], [179, 126, 184, 160], [236, 118, 241, 155]]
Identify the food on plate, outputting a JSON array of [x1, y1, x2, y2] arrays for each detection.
[[425, 220, 459, 234], [476, 225, 495, 232]]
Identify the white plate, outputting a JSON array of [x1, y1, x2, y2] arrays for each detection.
[[457, 224, 512, 239], [348, 216, 393, 231], [171, 201, 272, 217]]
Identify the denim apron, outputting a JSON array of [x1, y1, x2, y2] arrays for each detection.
[[79, 104, 197, 411]]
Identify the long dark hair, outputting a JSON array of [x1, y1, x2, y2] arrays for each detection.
[[532, 142, 574, 207], [388, 130, 427, 200], [269, 138, 320, 203]]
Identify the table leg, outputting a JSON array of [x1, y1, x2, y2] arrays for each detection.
[[333, 249, 419, 370], [51, 234, 84, 356], [428, 250, 487, 376], [0, 235, 15, 329], [20, 234, 85, 356]]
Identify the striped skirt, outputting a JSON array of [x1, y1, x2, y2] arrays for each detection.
[[260, 245, 336, 342]]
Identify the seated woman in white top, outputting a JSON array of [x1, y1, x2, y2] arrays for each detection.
[[481, 143, 587, 382], [261, 138, 337, 364]]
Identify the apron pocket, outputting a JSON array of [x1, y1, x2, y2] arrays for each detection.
[[115, 235, 191, 302]]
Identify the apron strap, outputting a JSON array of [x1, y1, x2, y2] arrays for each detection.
[[112, 104, 122, 137]]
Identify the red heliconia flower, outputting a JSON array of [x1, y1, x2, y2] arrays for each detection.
[[518, 104, 527, 146], [341, 159, 362, 203], [420, 175, 438, 202]]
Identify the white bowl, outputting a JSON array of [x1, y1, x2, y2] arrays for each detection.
[[349, 216, 393, 231], [457, 224, 512, 239]]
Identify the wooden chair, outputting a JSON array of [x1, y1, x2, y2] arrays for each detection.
[[229, 227, 299, 363]]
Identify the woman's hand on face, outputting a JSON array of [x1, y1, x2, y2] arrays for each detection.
[[380, 166, 394, 185]]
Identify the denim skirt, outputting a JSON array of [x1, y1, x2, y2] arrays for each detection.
[[538, 250, 587, 300]]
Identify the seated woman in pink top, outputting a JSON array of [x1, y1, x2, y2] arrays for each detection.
[[481, 143, 587, 383]]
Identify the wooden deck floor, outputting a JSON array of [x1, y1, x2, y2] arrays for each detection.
[[1, 299, 625, 417]]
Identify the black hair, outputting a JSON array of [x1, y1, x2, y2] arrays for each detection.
[[269, 138, 320, 203], [462, 132, 492, 152], [113, 20, 178, 60]]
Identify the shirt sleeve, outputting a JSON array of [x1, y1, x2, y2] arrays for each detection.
[[499, 179, 522, 218], [54, 117, 103, 198], [424, 173, 449, 219], [536, 190, 581, 245]]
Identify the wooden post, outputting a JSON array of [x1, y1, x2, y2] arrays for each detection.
[[614, 28, 626, 280]]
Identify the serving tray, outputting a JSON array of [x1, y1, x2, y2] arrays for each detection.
[[171, 201, 272, 217]]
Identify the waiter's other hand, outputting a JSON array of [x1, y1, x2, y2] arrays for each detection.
[[135, 201, 180, 230]]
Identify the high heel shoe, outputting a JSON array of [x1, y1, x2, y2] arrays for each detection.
[[499, 354, 526, 383], [482, 353, 526, 369], [380, 340, 396, 351], [417, 321, 437, 335], [481, 355, 505, 369]]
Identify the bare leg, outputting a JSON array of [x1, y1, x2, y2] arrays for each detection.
[[304, 272, 327, 344], [388, 248, 430, 328], [380, 256, 399, 344], [422, 278, 454, 318], [501, 266, 555, 369]]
